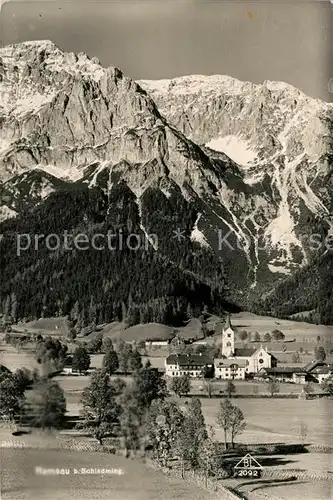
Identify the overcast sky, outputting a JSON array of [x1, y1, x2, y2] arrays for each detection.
[[0, 0, 332, 101]]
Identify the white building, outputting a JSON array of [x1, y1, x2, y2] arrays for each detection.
[[165, 353, 213, 378], [145, 337, 170, 347], [214, 358, 247, 379]]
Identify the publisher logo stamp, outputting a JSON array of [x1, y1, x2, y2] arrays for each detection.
[[234, 453, 263, 478]]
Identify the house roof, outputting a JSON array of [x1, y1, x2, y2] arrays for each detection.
[[260, 367, 305, 374], [303, 360, 329, 373], [166, 354, 213, 366], [146, 337, 172, 342], [214, 358, 247, 368]]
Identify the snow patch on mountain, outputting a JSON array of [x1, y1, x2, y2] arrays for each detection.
[[190, 213, 210, 248], [136, 196, 158, 251], [268, 264, 291, 275], [206, 135, 257, 166]]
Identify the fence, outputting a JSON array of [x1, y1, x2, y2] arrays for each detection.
[[144, 457, 245, 499]]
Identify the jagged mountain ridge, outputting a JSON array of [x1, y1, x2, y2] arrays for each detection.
[[0, 41, 332, 308], [140, 76, 333, 276], [0, 40, 266, 290]]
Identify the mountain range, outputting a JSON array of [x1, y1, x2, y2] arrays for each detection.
[[0, 40, 332, 326]]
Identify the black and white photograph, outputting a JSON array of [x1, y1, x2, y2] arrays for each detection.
[[0, 1, 332, 499]]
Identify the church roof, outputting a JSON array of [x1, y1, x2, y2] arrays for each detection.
[[234, 348, 256, 357]]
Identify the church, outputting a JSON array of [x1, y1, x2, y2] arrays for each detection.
[[214, 315, 277, 379]]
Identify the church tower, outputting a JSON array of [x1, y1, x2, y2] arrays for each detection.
[[221, 313, 235, 357]]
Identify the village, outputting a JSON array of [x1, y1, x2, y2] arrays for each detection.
[[56, 314, 333, 393], [1, 311, 333, 500]]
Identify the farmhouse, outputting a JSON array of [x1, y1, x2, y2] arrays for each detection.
[[165, 353, 213, 378], [303, 360, 333, 383], [145, 333, 186, 348], [61, 356, 75, 375], [221, 315, 277, 374], [145, 337, 171, 347], [257, 367, 307, 383], [214, 358, 247, 379]]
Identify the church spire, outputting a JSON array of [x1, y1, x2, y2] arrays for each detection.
[[225, 312, 231, 329], [222, 313, 234, 358]]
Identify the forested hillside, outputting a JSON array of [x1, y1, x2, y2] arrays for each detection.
[[0, 182, 238, 328]]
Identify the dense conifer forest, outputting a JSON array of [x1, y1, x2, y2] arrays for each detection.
[[0, 182, 238, 327]]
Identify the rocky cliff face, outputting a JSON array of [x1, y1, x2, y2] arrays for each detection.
[[140, 75, 333, 278], [0, 41, 332, 298]]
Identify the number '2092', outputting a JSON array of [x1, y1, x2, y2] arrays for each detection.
[[236, 469, 261, 477]]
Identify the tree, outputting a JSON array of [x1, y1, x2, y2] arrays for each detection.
[[130, 349, 142, 372], [226, 379, 236, 398], [72, 346, 90, 373], [102, 346, 119, 376], [133, 364, 167, 409], [147, 400, 185, 467], [29, 381, 66, 430], [170, 375, 191, 398], [102, 337, 114, 352], [292, 352, 301, 363], [0, 376, 25, 422], [268, 379, 280, 397], [264, 333, 272, 342], [80, 370, 120, 444], [229, 404, 246, 448], [239, 331, 248, 341], [254, 332, 261, 342], [197, 427, 219, 486], [182, 397, 207, 467], [35, 337, 68, 369], [137, 340, 145, 351], [216, 399, 232, 450], [12, 368, 32, 393], [321, 375, 333, 395], [271, 329, 285, 341], [315, 346, 326, 361], [88, 333, 103, 353], [112, 377, 126, 395], [0, 364, 12, 383], [281, 343, 287, 352], [316, 335, 321, 343], [119, 386, 145, 457], [117, 341, 133, 375], [202, 379, 216, 398]]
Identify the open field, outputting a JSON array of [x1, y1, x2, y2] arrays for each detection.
[[185, 397, 333, 446], [1, 446, 220, 500], [15, 317, 69, 336], [0, 345, 38, 372], [220, 312, 333, 341]]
